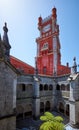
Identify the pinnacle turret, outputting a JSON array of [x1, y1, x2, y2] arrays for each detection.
[[3, 22, 9, 44], [2, 22, 11, 61], [71, 57, 77, 74]]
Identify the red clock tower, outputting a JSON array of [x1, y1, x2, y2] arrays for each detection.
[[36, 7, 70, 76]]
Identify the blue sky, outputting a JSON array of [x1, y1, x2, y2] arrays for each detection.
[[0, 0, 79, 70]]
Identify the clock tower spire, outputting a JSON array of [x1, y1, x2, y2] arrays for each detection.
[[36, 7, 70, 76]]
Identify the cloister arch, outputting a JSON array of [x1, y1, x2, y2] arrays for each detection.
[[49, 84, 53, 90], [56, 84, 60, 90], [66, 104, 69, 116], [58, 102, 64, 114], [45, 101, 50, 111], [61, 84, 65, 90], [44, 84, 48, 91], [66, 84, 70, 91], [40, 84, 43, 91], [40, 102, 44, 113]]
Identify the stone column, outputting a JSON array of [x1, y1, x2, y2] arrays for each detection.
[[33, 76, 40, 119], [52, 78, 57, 111], [69, 75, 79, 128]]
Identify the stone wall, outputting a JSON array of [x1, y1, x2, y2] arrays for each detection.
[[0, 116, 16, 130], [0, 61, 17, 130]]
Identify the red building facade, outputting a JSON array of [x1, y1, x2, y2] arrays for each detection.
[[36, 7, 70, 76]]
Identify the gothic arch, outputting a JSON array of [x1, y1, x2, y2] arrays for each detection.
[[44, 84, 48, 91], [49, 84, 53, 90], [66, 84, 70, 91], [66, 104, 69, 116], [61, 84, 65, 91], [40, 84, 43, 91], [56, 84, 60, 90], [40, 102, 44, 113], [45, 101, 50, 111], [58, 102, 64, 114]]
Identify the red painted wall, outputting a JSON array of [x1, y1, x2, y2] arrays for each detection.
[[10, 56, 34, 74]]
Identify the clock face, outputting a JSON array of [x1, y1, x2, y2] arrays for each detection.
[[42, 24, 50, 33]]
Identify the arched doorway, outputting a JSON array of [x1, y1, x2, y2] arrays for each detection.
[[59, 102, 64, 114], [40, 102, 44, 113], [66, 104, 69, 116], [45, 101, 50, 111]]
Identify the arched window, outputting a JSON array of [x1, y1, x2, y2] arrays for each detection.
[[45, 101, 50, 111], [49, 84, 53, 90], [58, 102, 64, 113], [66, 84, 70, 91], [40, 84, 43, 91], [22, 84, 26, 91], [40, 102, 44, 113], [66, 104, 69, 116], [44, 84, 48, 91], [56, 84, 60, 90], [61, 84, 65, 91]]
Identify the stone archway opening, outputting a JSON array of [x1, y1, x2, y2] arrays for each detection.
[[40, 102, 44, 113], [56, 84, 60, 90], [44, 84, 48, 91], [66, 104, 69, 116], [59, 102, 64, 114], [49, 84, 53, 90], [40, 84, 43, 91], [61, 84, 65, 91], [45, 101, 50, 111]]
